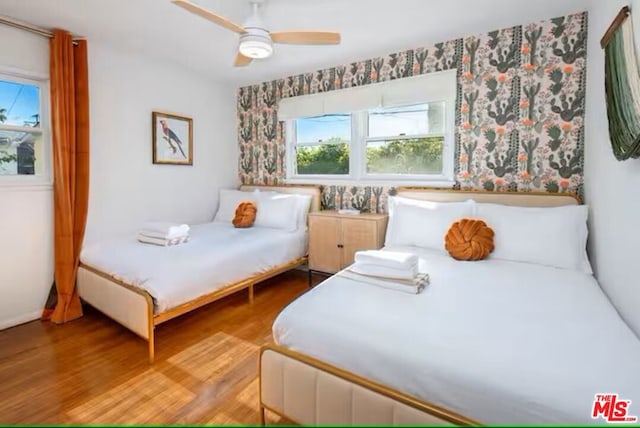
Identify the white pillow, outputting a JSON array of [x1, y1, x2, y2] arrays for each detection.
[[253, 190, 312, 230], [386, 195, 432, 217], [214, 189, 256, 223], [254, 191, 299, 232], [294, 194, 313, 229], [474, 203, 592, 273], [385, 196, 475, 251]]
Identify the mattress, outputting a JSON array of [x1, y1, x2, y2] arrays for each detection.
[[80, 222, 307, 313], [273, 246, 640, 424]]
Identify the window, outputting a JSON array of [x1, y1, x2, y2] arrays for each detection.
[[282, 70, 456, 183], [366, 103, 445, 176], [294, 114, 351, 176], [286, 100, 454, 183], [0, 72, 49, 183]]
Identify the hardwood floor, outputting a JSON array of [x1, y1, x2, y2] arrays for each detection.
[[0, 270, 323, 424]]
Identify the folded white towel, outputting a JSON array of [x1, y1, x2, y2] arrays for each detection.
[[348, 262, 417, 280], [354, 250, 418, 271], [137, 234, 190, 247], [338, 270, 429, 294], [140, 222, 190, 239], [139, 229, 189, 240]]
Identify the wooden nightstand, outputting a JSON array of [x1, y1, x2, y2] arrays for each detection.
[[308, 211, 388, 280]]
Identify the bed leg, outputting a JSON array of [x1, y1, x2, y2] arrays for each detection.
[[148, 307, 155, 364], [249, 284, 255, 305], [308, 269, 312, 287], [148, 330, 155, 364], [259, 405, 266, 425]]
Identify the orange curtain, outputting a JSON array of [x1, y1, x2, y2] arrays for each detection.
[[41, 30, 90, 324]]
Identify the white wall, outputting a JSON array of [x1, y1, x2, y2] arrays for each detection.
[[0, 25, 53, 329], [84, 42, 238, 244], [584, 0, 640, 337], [0, 187, 54, 329], [0, 33, 238, 329]]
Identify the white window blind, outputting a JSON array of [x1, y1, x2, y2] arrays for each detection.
[[277, 69, 457, 120]]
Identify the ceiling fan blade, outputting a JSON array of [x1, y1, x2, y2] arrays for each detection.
[[270, 31, 341, 45], [234, 52, 253, 67], [172, 0, 246, 34]]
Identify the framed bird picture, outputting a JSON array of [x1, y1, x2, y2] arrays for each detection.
[[152, 111, 193, 165]]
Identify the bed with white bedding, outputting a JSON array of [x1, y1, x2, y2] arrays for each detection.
[[272, 246, 640, 424], [81, 222, 307, 313], [258, 188, 640, 425], [77, 185, 320, 363]]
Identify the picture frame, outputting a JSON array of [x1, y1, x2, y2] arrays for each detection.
[[152, 111, 193, 165]]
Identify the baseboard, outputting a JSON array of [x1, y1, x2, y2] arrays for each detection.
[[0, 310, 41, 331]]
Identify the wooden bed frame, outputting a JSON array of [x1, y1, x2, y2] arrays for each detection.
[[77, 185, 321, 363], [259, 188, 581, 426]]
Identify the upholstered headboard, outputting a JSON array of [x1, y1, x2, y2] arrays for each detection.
[[239, 185, 322, 212], [396, 188, 580, 207]]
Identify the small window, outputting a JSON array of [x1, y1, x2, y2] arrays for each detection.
[[293, 114, 351, 176], [283, 70, 456, 184], [0, 76, 47, 179], [365, 103, 445, 176]]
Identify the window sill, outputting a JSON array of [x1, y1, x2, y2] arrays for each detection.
[[285, 177, 456, 188], [0, 181, 53, 192]]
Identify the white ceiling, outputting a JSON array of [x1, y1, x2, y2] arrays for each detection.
[[0, 0, 593, 86]]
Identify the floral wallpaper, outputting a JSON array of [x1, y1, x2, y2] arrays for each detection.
[[237, 12, 587, 213]]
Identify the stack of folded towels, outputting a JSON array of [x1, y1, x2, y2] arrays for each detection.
[[341, 250, 428, 294], [138, 222, 190, 246]]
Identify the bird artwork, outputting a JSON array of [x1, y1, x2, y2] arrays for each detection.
[[159, 119, 187, 159], [152, 112, 192, 165]]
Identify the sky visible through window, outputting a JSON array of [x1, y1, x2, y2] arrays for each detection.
[[296, 114, 351, 143], [295, 103, 441, 144], [369, 104, 430, 138], [0, 80, 40, 127], [0, 80, 41, 176]]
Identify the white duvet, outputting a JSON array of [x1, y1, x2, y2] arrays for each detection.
[[80, 222, 307, 313], [273, 246, 640, 424]]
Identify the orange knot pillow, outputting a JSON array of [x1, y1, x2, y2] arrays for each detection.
[[232, 201, 257, 228], [445, 218, 495, 261]]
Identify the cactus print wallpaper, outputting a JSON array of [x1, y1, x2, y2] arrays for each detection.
[[237, 12, 588, 213]]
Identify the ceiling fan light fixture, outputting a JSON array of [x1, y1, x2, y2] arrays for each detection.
[[172, 0, 341, 67], [239, 34, 273, 59]]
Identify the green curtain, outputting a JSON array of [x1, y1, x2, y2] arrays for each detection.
[[605, 16, 640, 160]]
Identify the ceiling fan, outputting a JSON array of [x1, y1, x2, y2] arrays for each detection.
[[172, 0, 341, 67]]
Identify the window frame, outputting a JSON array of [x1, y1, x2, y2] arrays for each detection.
[[285, 99, 455, 185], [360, 100, 455, 183], [285, 118, 353, 181], [0, 67, 51, 188]]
